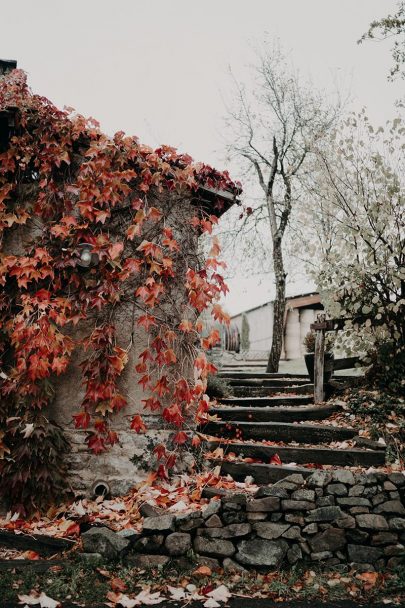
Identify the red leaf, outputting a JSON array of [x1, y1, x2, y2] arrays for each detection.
[[130, 414, 147, 434], [269, 453, 282, 466], [173, 431, 188, 445]]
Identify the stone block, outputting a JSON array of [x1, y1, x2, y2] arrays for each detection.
[[223, 557, 247, 572], [374, 500, 405, 515], [356, 514, 389, 530], [287, 544, 302, 565], [202, 499, 221, 519], [311, 551, 333, 561], [165, 533, 191, 556], [388, 473, 405, 487], [133, 535, 164, 554], [302, 523, 318, 535], [316, 496, 335, 507], [255, 486, 289, 499], [142, 514, 175, 534], [337, 497, 371, 507], [205, 514, 223, 528], [332, 470, 355, 485], [282, 499, 315, 511], [253, 522, 290, 540], [389, 518, 405, 530], [222, 511, 246, 525], [348, 544, 382, 564], [372, 532, 399, 545], [305, 506, 344, 522], [82, 527, 130, 559], [328, 484, 348, 496], [307, 471, 332, 488], [247, 497, 280, 512], [236, 539, 288, 567], [309, 528, 346, 553], [194, 536, 235, 557]]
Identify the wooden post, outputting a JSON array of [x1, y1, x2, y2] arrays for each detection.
[[314, 314, 326, 404]]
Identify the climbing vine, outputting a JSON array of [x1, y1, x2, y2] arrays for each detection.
[[0, 69, 240, 510]]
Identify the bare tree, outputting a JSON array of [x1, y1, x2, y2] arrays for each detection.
[[224, 46, 339, 372]]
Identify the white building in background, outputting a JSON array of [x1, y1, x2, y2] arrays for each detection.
[[232, 292, 323, 360]]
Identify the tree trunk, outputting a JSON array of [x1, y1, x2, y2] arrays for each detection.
[[266, 238, 286, 373]]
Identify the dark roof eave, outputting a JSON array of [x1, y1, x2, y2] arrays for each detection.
[[195, 184, 241, 218]]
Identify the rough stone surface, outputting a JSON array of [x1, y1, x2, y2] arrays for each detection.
[[205, 514, 223, 528], [310, 551, 333, 561], [305, 506, 344, 522], [309, 528, 346, 553], [332, 470, 355, 485], [375, 500, 405, 515], [253, 522, 290, 540], [247, 497, 280, 512], [82, 527, 129, 559], [307, 471, 332, 488], [316, 496, 335, 507], [236, 539, 288, 567], [287, 544, 302, 564], [349, 485, 365, 497], [282, 500, 315, 511], [202, 500, 221, 519], [302, 523, 318, 535], [165, 533, 191, 556], [372, 532, 399, 545], [223, 557, 247, 572], [348, 544, 383, 564], [356, 514, 389, 530], [291, 489, 316, 502], [222, 511, 246, 525], [142, 515, 175, 534], [194, 536, 235, 557], [389, 518, 405, 530], [255, 486, 289, 499], [328, 484, 348, 496], [337, 497, 371, 507], [133, 535, 164, 553]]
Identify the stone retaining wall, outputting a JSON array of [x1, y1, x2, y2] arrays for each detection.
[[81, 470, 405, 572]]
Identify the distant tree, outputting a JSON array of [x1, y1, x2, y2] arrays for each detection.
[[304, 112, 405, 392], [224, 45, 339, 372], [359, 1, 405, 80], [240, 313, 250, 353]]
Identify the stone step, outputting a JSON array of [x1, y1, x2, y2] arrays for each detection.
[[224, 378, 311, 387], [211, 402, 337, 423], [231, 384, 314, 397], [200, 420, 357, 443], [218, 372, 309, 380], [206, 440, 386, 467], [219, 395, 313, 407], [210, 460, 312, 484]]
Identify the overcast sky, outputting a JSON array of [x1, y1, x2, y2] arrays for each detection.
[[2, 1, 402, 314]]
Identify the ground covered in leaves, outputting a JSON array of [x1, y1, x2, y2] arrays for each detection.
[[1, 557, 405, 606]]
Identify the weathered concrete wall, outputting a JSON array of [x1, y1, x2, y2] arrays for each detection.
[[2, 191, 200, 495], [81, 470, 405, 571], [233, 303, 320, 360]]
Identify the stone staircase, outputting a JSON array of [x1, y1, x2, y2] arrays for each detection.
[[201, 365, 386, 484]]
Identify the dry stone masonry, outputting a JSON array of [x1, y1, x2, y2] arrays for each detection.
[[81, 470, 405, 572]]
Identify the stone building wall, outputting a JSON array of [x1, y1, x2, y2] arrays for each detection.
[[2, 191, 202, 496], [82, 469, 405, 571]]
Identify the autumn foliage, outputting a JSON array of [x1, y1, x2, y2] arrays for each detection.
[[0, 69, 239, 510]]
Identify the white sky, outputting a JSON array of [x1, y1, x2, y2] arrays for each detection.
[[2, 0, 402, 315]]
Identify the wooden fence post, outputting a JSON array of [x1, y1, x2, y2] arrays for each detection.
[[314, 313, 326, 404]]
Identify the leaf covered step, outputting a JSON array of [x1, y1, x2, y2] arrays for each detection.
[[200, 420, 357, 443], [211, 403, 337, 423]]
